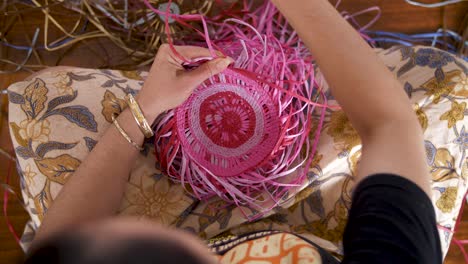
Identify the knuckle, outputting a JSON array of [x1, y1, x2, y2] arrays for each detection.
[[159, 44, 169, 51], [204, 64, 215, 78], [206, 63, 214, 72]]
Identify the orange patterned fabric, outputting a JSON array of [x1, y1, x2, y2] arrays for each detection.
[[218, 233, 323, 264]]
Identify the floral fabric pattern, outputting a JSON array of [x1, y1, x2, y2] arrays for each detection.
[[8, 47, 468, 259]]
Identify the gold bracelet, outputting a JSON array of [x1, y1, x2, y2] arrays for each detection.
[[125, 94, 154, 138], [112, 114, 144, 151]]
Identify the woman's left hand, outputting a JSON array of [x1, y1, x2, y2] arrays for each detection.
[[136, 44, 233, 123]]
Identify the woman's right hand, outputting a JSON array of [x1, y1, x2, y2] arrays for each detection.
[[136, 44, 233, 123]]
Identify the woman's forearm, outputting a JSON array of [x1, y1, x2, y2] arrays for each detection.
[[33, 108, 151, 245], [272, 0, 431, 195], [272, 0, 417, 135], [31, 46, 232, 247]]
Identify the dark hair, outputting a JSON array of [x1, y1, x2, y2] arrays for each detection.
[[24, 233, 209, 264]]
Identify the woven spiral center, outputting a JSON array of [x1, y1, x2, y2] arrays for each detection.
[[175, 71, 281, 177], [199, 91, 256, 148]]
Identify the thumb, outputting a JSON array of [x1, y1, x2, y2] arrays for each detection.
[[184, 57, 233, 86]]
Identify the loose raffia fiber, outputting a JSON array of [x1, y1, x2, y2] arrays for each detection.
[[62, 0, 215, 63], [365, 0, 468, 61], [0, 0, 225, 71], [366, 29, 468, 61]]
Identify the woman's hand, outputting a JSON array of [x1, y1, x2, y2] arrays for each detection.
[[33, 45, 232, 246], [136, 44, 233, 123]]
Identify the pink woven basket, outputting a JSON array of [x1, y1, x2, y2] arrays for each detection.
[[151, 1, 331, 217]]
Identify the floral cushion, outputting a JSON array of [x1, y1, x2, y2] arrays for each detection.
[[8, 46, 468, 259]]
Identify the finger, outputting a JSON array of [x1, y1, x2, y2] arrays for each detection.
[[183, 57, 234, 86], [172, 45, 224, 60]]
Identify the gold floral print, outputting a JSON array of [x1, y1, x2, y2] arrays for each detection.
[[451, 71, 468, 97], [35, 154, 81, 184], [119, 70, 143, 80], [440, 101, 466, 128], [122, 175, 190, 225], [21, 78, 48, 120], [303, 153, 323, 176], [348, 150, 361, 176], [462, 161, 468, 180], [327, 110, 360, 151], [23, 164, 37, 186], [53, 72, 74, 96], [198, 200, 233, 231], [18, 119, 51, 143], [33, 180, 53, 221], [101, 90, 127, 123], [430, 148, 459, 182], [294, 202, 347, 243], [10, 122, 28, 147], [436, 186, 458, 213], [342, 177, 354, 205], [413, 104, 428, 131], [292, 186, 315, 206], [310, 154, 323, 168], [422, 70, 460, 104]]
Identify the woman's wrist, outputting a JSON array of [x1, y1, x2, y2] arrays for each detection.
[[272, 0, 313, 7], [272, 0, 325, 19], [115, 108, 146, 147], [135, 95, 165, 125]]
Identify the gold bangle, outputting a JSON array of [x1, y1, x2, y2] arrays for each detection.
[[112, 114, 144, 151], [125, 94, 154, 138]]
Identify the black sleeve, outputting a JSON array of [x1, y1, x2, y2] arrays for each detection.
[[342, 174, 442, 264]]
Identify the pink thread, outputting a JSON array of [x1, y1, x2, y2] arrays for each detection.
[[341, 7, 382, 32], [143, 0, 219, 62], [3, 160, 21, 244], [438, 190, 468, 263]]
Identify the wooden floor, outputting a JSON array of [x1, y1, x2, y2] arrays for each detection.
[[0, 0, 467, 263]]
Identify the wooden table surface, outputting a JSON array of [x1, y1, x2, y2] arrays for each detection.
[[1, 0, 467, 263]]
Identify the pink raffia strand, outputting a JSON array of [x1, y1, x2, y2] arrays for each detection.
[[151, 0, 380, 220], [3, 160, 21, 244], [438, 191, 468, 263]]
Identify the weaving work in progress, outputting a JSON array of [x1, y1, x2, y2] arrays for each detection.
[[2, 0, 468, 263], [152, 2, 328, 213]]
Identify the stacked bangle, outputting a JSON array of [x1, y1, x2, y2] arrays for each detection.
[[112, 114, 144, 151], [125, 93, 154, 138]]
